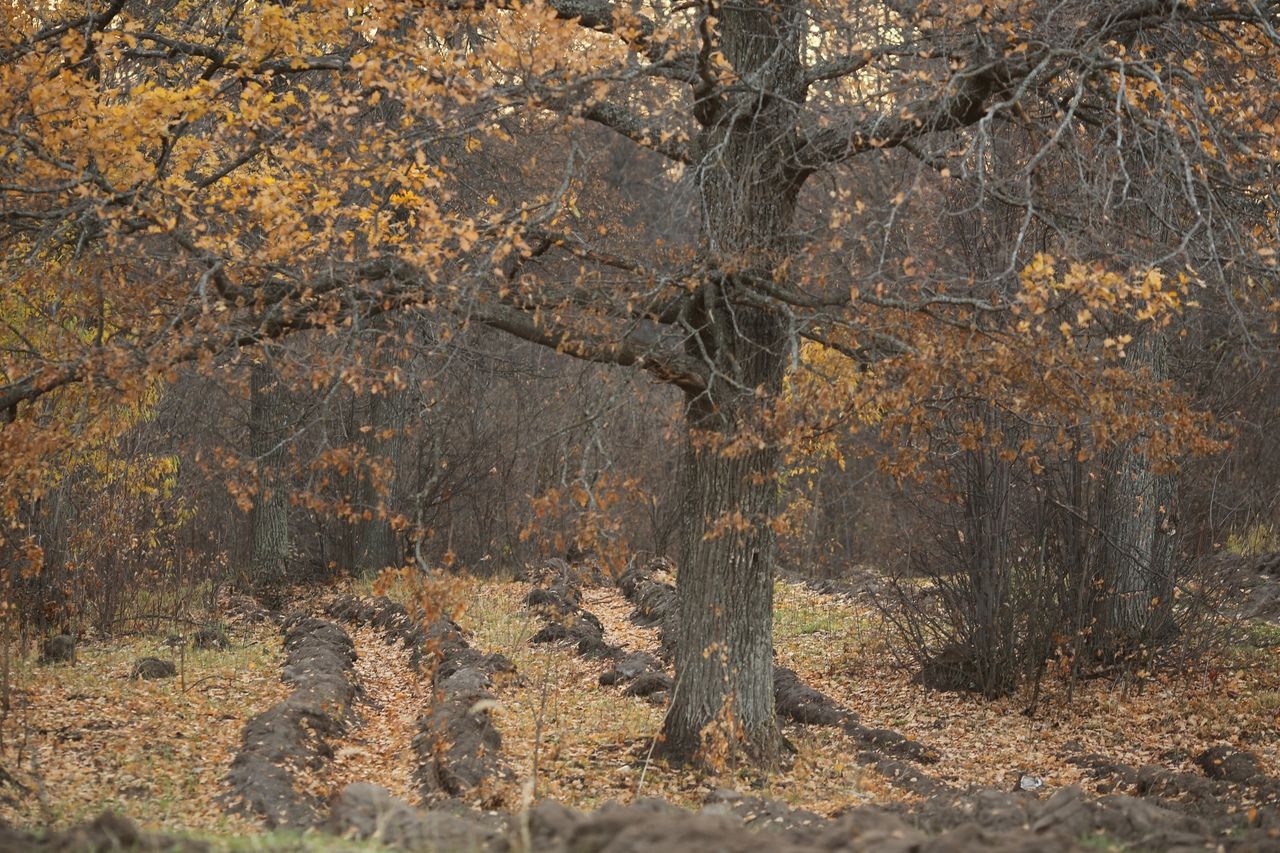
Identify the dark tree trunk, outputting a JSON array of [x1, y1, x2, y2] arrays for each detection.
[[355, 380, 412, 575], [1096, 331, 1177, 652], [657, 0, 805, 765], [248, 358, 291, 593], [960, 407, 1014, 687], [661, 310, 787, 764]]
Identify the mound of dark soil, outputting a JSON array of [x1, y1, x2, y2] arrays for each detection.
[[630, 581, 676, 629], [222, 616, 359, 827], [0, 812, 210, 852], [1061, 743, 1280, 843], [39, 634, 75, 664], [772, 666, 938, 766], [773, 665, 856, 727], [1195, 745, 1265, 785], [622, 669, 673, 698], [313, 790, 1138, 853], [702, 788, 827, 840], [797, 566, 888, 602], [527, 582, 582, 613], [615, 559, 679, 660], [327, 594, 519, 684], [1208, 550, 1280, 622], [848, 725, 939, 765], [600, 651, 660, 686], [526, 567, 622, 662], [225, 595, 276, 624], [326, 782, 500, 850], [433, 645, 516, 686], [411, 606, 516, 801], [319, 592, 515, 803], [325, 594, 437, 668], [911, 785, 1227, 851], [192, 625, 229, 650], [130, 657, 176, 680], [413, 687, 503, 798]]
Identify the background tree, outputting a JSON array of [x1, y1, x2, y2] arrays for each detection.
[[247, 353, 292, 599]]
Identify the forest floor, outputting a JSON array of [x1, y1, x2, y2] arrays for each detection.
[[2, 571, 1279, 849]]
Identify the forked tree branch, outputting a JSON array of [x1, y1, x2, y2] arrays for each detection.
[[794, 0, 1278, 169]]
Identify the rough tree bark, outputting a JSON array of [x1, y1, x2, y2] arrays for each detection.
[[355, 379, 412, 575], [248, 358, 291, 595], [1097, 332, 1177, 652], [657, 0, 805, 765], [662, 311, 788, 763]]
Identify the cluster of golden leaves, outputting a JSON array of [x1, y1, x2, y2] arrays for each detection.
[[0, 0, 688, 569], [848, 257, 1226, 485]]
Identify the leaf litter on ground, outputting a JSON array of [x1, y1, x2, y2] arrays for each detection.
[[3, 572, 1277, 839]]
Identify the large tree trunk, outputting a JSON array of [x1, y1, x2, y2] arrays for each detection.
[[248, 358, 291, 595], [1096, 332, 1177, 652], [661, 311, 787, 764], [657, 0, 804, 766]]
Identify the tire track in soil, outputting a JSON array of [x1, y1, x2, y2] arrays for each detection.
[[314, 622, 431, 806]]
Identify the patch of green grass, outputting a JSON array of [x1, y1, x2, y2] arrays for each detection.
[[772, 579, 876, 642], [1228, 620, 1280, 672], [461, 581, 539, 658], [1076, 831, 1129, 851], [1241, 620, 1280, 649], [1226, 522, 1280, 557], [776, 613, 834, 637], [1241, 689, 1280, 718]]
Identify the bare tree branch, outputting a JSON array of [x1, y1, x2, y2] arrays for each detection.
[[579, 102, 693, 164]]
